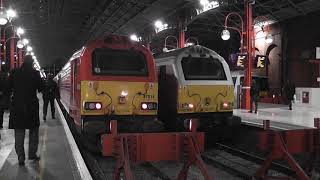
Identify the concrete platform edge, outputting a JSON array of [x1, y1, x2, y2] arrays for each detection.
[[55, 100, 93, 180]]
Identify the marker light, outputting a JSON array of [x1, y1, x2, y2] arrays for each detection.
[[141, 103, 148, 110], [84, 102, 102, 110], [95, 103, 102, 110]]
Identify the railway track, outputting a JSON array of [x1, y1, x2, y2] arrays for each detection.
[[58, 100, 298, 179], [202, 143, 295, 179]]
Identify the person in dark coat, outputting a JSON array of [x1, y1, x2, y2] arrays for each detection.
[[284, 80, 296, 110], [7, 55, 44, 166], [249, 79, 260, 113], [0, 72, 8, 128], [42, 73, 60, 121]]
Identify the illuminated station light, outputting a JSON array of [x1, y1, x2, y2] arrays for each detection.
[[197, 0, 219, 15], [154, 20, 168, 33], [16, 27, 25, 36], [221, 29, 230, 40]]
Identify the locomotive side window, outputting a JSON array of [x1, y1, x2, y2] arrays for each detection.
[[92, 48, 148, 76], [181, 56, 227, 80]]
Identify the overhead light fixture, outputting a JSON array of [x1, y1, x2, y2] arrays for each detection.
[[154, 20, 168, 33], [6, 9, 16, 21], [0, 8, 8, 25], [16, 27, 25, 36], [200, 0, 209, 6], [30, 52, 34, 56], [130, 34, 141, 42], [22, 38, 29, 45], [27, 46, 33, 52], [197, 0, 219, 15], [154, 20, 163, 29], [265, 34, 273, 44], [221, 29, 230, 40], [17, 40, 24, 49]]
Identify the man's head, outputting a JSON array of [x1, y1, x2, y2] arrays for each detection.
[[23, 55, 34, 67], [47, 73, 53, 80]]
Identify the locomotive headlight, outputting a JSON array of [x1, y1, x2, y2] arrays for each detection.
[[84, 102, 103, 110], [141, 102, 157, 110]]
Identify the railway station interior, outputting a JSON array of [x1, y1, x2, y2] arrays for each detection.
[[0, 0, 320, 179]]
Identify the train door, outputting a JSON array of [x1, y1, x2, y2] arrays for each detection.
[[71, 58, 81, 125]]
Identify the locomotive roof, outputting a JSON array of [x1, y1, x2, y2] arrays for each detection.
[[154, 45, 220, 59]]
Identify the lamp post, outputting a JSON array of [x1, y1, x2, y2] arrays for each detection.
[[163, 35, 178, 52], [222, 0, 269, 110]]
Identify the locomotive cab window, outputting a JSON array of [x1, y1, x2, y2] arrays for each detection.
[[181, 56, 227, 80], [92, 48, 148, 76]]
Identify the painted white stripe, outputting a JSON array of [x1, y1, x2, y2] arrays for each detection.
[[55, 100, 93, 180], [242, 120, 289, 131], [0, 143, 14, 171]]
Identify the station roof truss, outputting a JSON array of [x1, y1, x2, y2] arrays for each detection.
[[6, 0, 320, 66]]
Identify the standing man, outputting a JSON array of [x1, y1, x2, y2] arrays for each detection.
[[42, 73, 59, 121], [7, 55, 44, 166], [284, 80, 296, 110], [249, 79, 260, 113]]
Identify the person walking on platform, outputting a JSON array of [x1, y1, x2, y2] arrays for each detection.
[[0, 72, 8, 129], [42, 73, 60, 121], [284, 80, 296, 110], [249, 79, 260, 113], [7, 55, 44, 166]]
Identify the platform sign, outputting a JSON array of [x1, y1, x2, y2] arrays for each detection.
[[255, 55, 268, 68], [237, 54, 246, 68]]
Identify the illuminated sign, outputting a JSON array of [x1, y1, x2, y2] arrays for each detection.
[[255, 55, 267, 68], [196, 1, 219, 15], [237, 54, 246, 68]]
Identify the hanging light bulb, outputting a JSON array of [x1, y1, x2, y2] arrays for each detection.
[[17, 40, 24, 49], [221, 29, 230, 40], [0, 8, 8, 25]]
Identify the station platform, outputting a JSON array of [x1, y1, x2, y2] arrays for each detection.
[[0, 95, 91, 180], [234, 102, 320, 130]]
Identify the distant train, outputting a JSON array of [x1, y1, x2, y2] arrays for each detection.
[[155, 45, 240, 130], [55, 35, 160, 149]]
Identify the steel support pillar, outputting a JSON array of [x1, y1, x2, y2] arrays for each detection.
[[242, 0, 253, 110], [178, 18, 185, 48], [10, 36, 15, 70]]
